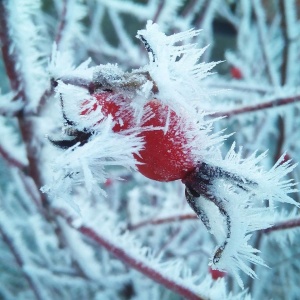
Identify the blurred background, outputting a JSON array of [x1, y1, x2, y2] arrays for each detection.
[[1, 1, 300, 299]]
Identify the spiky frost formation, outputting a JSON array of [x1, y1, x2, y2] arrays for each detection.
[[42, 118, 144, 209], [137, 20, 221, 116], [199, 144, 299, 287]]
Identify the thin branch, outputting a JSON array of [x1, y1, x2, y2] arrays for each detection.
[[253, 0, 279, 86], [206, 81, 273, 94], [79, 226, 205, 300], [55, 0, 68, 46], [152, 1, 164, 24], [18, 118, 49, 207], [262, 218, 300, 234], [0, 226, 45, 300], [56, 209, 205, 300], [0, 1, 23, 95], [212, 95, 300, 118], [279, 0, 289, 86], [0, 144, 27, 169], [128, 214, 197, 230]]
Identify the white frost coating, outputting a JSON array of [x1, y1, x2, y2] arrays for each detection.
[[137, 21, 221, 117], [208, 183, 271, 289], [0, 92, 24, 116], [56, 0, 87, 54], [58, 217, 102, 281], [207, 144, 299, 207], [54, 81, 98, 131], [268, 208, 300, 246], [197, 143, 298, 287], [0, 116, 28, 166], [6, 0, 49, 112], [66, 204, 248, 300], [49, 44, 94, 82], [42, 117, 144, 205]]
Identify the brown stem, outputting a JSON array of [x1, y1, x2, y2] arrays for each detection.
[[0, 144, 27, 169], [0, 2, 23, 95], [128, 214, 197, 230], [79, 225, 205, 300], [152, 1, 164, 24], [263, 218, 300, 234], [279, 0, 288, 86], [181, 0, 199, 18], [55, 0, 68, 46], [253, 0, 277, 86], [18, 118, 49, 207], [212, 95, 300, 118]]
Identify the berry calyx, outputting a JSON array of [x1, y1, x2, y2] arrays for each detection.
[[83, 92, 196, 182]]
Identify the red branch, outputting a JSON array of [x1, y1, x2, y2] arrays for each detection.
[[212, 95, 300, 118], [55, 0, 68, 46], [128, 214, 197, 230], [0, 2, 22, 93], [0, 144, 27, 169], [79, 226, 204, 300], [263, 218, 300, 234], [55, 209, 204, 300]]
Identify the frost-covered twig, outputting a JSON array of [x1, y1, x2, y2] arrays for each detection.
[[253, 0, 279, 86], [55, 0, 68, 46], [263, 217, 300, 234], [0, 2, 23, 93], [128, 213, 197, 230], [57, 209, 207, 300], [0, 225, 46, 300], [0, 144, 26, 169], [212, 94, 300, 118]]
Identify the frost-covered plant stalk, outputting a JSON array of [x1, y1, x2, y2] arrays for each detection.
[[1, 1, 300, 300]]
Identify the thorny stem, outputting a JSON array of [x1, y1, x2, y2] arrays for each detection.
[[0, 226, 45, 300], [56, 210, 205, 300]]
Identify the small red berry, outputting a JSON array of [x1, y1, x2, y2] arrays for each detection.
[[104, 178, 113, 187], [230, 66, 243, 79]]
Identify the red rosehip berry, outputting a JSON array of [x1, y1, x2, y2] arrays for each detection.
[[83, 92, 196, 182]]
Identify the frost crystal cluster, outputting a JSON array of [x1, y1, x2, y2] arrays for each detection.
[[0, 1, 300, 300]]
